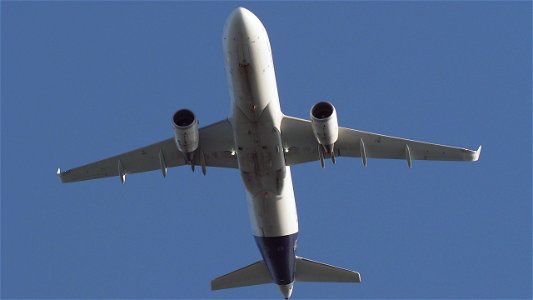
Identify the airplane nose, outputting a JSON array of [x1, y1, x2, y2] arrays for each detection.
[[229, 7, 253, 24], [224, 7, 260, 36], [222, 7, 272, 71], [232, 7, 248, 18]]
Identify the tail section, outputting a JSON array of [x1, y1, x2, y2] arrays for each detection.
[[295, 256, 361, 283], [211, 260, 272, 290], [211, 257, 360, 298]]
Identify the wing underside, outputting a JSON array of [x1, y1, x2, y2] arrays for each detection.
[[280, 116, 481, 166], [59, 115, 481, 182], [58, 119, 237, 183]]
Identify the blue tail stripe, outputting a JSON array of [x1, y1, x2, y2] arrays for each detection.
[[254, 233, 298, 285]]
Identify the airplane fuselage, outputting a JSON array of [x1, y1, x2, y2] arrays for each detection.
[[223, 8, 298, 295], [58, 7, 480, 299]]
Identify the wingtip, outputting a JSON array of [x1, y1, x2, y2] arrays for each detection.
[[356, 271, 362, 283], [473, 145, 482, 161], [56, 168, 63, 183], [56, 167, 66, 183]]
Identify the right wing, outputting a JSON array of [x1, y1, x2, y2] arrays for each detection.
[[281, 116, 481, 166], [58, 119, 237, 183]]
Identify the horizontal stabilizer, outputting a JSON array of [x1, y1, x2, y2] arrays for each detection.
[[211, 260, 272, 290], [295, 257, 361, 283]]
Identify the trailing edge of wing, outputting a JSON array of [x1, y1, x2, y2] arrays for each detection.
[[58, 119, 237, 183]]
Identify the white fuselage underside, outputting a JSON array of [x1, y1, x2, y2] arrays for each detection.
[[223, 9, 298, 238]]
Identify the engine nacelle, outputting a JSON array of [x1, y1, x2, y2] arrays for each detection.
[[310, 101, 339, 153], [172, 109, 199, 154]]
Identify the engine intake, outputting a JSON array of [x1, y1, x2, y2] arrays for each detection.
[[172, 109, 199, 154], [310, 101, 339, 153]]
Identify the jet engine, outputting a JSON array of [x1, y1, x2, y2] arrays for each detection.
[[310, 101, 339, 154], [172, 109, 199, 155]]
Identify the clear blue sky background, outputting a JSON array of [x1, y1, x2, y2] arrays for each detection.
[[2, 2, 531, 299]]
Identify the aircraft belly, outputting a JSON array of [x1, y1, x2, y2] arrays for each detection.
[[234, 112, 298, 237], [245, 167, 298, 237], [223, 9, 298, 238]]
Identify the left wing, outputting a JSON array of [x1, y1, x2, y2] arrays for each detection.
[[58, 119, 237, 183], [280, 116, 481, 167]]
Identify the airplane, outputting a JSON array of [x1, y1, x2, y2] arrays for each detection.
[[57, 7, 481, 299]]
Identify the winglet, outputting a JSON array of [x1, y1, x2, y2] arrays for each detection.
[[56, 168, 63, 182], [472, 145, 482, 161]]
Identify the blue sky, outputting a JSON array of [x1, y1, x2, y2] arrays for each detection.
[[2, 2, 531, 299]]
